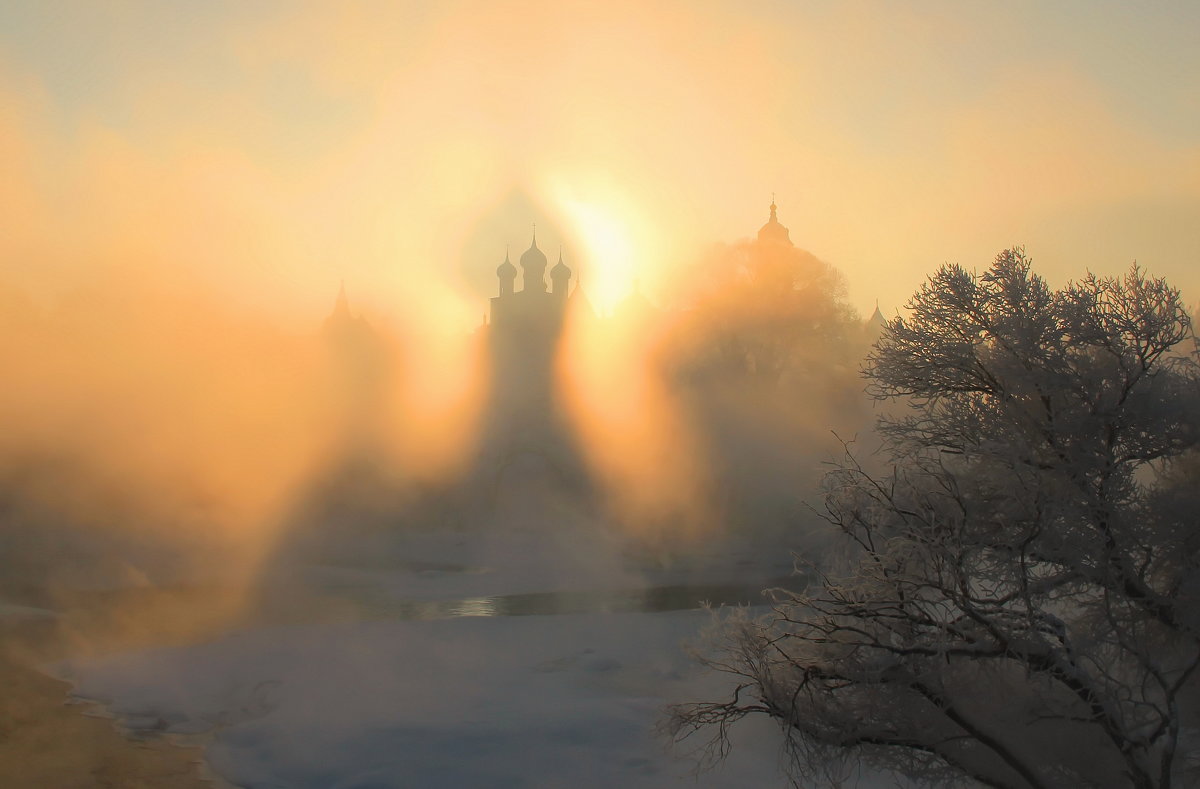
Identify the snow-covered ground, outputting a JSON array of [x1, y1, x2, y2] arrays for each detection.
[[52, 530, 806, 788], [58, 610, 791, 788]]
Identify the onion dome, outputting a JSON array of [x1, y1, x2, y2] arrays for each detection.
[[520, 232, 548, 291], [520, 236, 547, 269], [550, 250, 571, 280], [497, 248, 517, 278], [550, 250, 571, 296]]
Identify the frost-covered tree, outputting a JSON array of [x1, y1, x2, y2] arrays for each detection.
[[669, 249, 1200, 788]]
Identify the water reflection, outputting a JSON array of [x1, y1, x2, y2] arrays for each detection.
[[449, 597, 500, 618], [322, 580, 800, 623]]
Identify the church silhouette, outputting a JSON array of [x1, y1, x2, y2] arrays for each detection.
[[474, 229, 591, 524], [315, 200, 885, 527]]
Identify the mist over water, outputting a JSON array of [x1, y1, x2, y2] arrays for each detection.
[[0, 196, 881, 788], [3, 3, 1197, 786], [0, 200, 872, 581]]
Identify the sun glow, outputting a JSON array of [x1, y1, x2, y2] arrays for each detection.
[[548, 178, 657, 316], [557, 278, 715, 540], [393, 276, 487, 480], [0, 0, 1196, 604]]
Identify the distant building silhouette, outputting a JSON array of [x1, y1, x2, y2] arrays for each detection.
[[323, 281, 374, 345], [485, 231, 574, 421], [756, 198, 887, 340], [865, 300, 887, 341], [757, 199, 793, 247], [311, 201, 887, 527], [474, 230, 590, 522], [489, 231, 571, 346], [321, 282, 392, 450]]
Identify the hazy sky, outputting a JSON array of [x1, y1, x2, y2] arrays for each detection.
[[2, 0, 1197, 322]]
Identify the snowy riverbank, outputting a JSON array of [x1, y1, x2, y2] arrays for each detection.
[[47, 528, 811, 788], [57, 608, 792, 788]]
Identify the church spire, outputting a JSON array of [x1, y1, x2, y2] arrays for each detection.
[[333, 280, 351, 318]]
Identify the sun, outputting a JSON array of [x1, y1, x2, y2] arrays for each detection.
[[545, 177, 650, 315]]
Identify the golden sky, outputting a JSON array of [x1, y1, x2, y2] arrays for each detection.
[[2, 0, 1198, 322]]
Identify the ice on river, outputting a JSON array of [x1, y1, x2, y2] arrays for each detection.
[[57, 608, 791, 788]]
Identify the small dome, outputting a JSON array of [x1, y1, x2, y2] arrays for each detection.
[[757, 201, 792, 246], [497, 250, 517, 278], [550, 251, 571, 280]]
